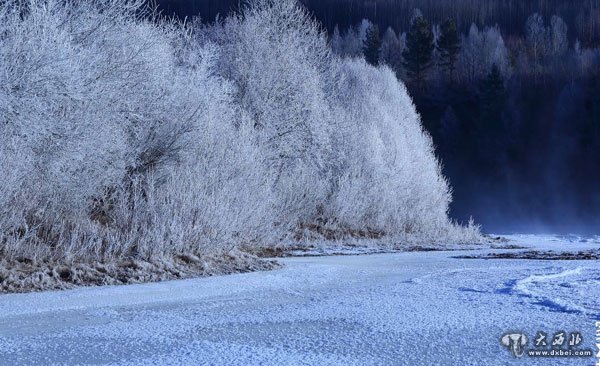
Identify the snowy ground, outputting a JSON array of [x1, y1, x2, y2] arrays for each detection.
[[0, 235, 599, 365]]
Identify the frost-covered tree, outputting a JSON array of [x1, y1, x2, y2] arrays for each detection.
[[214, 1, 477, 242], [327, 59, 469, 239], [213, 0, 335, 235], [526, 13, 549, 64], [357, 19, 372, 44], [0, 0, 273, 260], [380, 28, 399, 62], [481, 26, 511, 77], [0, 0, 480, 264], [550, 15, 568, 56], [340, 27, 363, 57], [331, 25, 343, 54], [363, 24, 382, 65], [331, 19, 373, 58], [457, 24, 510, 83], [458, 24, 483, 82], [379, 27, 406, 75]]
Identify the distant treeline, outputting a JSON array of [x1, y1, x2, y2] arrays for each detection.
[[330, 12, 600, 231], [156, 0, 600, 46]]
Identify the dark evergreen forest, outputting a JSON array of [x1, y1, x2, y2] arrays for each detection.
[[157, 0, 600, 233]]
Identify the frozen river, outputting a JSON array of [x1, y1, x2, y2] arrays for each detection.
[[0, 235, 599, 365]]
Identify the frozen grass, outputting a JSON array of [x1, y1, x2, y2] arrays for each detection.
[[0, 250, 279, 293]]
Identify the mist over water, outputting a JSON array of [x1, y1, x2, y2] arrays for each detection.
[[450, 194, 600, 236], [449, 175, 600, 235]]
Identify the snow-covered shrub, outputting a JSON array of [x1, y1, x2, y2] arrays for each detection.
[[0, 0, 272, 261], [201, 0, 480, 244], [325, 58, 453, 239], [207, 0, 336, 237]]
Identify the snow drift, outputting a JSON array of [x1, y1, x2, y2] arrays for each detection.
[[0, 0, 479, 288]]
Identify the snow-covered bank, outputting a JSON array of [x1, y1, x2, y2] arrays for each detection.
[[455, 234, 600, 260], [502, 233, 600, 251], [0, 236, 598, 365]]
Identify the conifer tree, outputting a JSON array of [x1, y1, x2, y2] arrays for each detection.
[[476, 64, 507, 173], [363, 24, 382, 65], [402, 11, 434, 88], [479, 64, 506, 119], [437, 18, 461, 81]]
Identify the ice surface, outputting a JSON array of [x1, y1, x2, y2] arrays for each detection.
[[0, 235, 598, 365]]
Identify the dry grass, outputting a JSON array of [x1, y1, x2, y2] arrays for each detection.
[[0, 249, 280, 293]]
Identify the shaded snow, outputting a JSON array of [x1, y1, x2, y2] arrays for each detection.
[[0, 235, 598, 365]]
